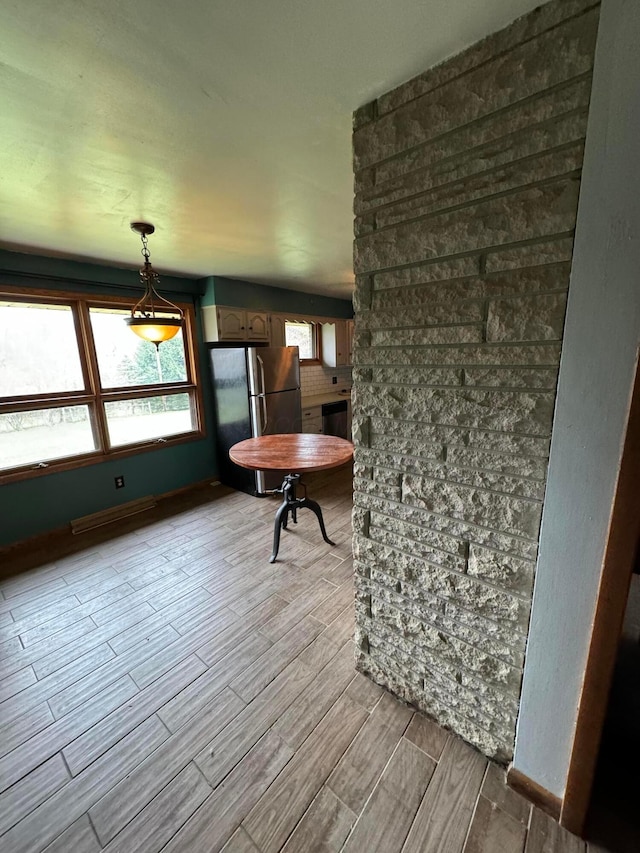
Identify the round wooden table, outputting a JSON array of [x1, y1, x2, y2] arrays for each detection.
[[229, 434, 354, 563]]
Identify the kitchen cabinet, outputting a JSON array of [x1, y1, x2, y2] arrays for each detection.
[[202, 306, 270, 342], [269, 314, 287, 348], [301, 404, 323, 434], [321, 320, 353, 367]]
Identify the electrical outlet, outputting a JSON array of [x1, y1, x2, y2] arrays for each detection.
[[332, 376, 337, 384], [114, 475, 125, 489]]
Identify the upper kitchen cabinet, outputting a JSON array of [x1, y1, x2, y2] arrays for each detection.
[[202, 306, 270, 342], [322, 320, 354, 367], [269, 314, 287, 348]]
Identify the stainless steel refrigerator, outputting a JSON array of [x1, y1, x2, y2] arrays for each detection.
[[208, 345, 302, 495]]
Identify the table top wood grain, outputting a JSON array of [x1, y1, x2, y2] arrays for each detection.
[[229, 434, 354, 473]]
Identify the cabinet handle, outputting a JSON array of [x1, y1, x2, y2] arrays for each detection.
[[241, 326, 245, 330]]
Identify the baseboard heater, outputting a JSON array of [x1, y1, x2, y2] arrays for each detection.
[[71, 496, 157, 534]]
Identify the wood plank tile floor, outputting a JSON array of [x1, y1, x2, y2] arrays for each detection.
[[0, 467, 605, 852]]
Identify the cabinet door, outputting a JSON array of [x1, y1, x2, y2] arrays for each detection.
[[247, 312, 270, 341], [217, 307, 247, 340], [270, 314, 287, 348], [301, 406, 322, 433], [322, 321, 350, 367], [346, 320, 354, 366], [336, 321, 349, 366]]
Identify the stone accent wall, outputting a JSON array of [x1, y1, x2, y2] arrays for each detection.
[[351, 0, 600, 762]]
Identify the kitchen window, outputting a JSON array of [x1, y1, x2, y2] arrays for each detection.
[[284, 320, 320, 363], [0, 289, 203, 482]]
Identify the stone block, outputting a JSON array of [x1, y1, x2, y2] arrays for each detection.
[[464, 430, 551, 459], [354, 179, 581, 274], [367, 366, 463, 387], [350, 416, 370, 448], [369, 525, 467, 573], [353, 476, 401, 503], [463, 367, 559, 390], [352, 461, 372, 479], [468, 544, 536, 597], [369, 509, 466, 557], [355, 342, 562, 369], [359, 301, 485, 330], [359, 447, 545, 500], [445, 446, 549, 481], [372, 263, 571, 311], [487, 292, 568, 342], [401, 476, 543, 541], [402, 474, 542, 539], [351, 506, 370, 538], [353, 275, 373, 312], [357, 385, 555, 435], [354, 10, 598, 168], [354, 213, 376, 237], [370, 324, 483, 347], [373, 256, 479, 290], [353, 100, 376, 130], [374, 467, 402, 487], [368, 434, 444, 462], [485, 236, 576, 272]]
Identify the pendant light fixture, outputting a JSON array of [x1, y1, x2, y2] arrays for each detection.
[[126, 222, 184, 348]]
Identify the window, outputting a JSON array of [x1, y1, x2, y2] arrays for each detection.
[[284, 320, 320, 362], [0, 290, 203, 482]]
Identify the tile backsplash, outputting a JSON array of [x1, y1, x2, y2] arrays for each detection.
[[300, 364, 352, 396]]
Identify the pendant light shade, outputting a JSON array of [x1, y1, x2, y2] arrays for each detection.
[[126, 222, 184, 348]]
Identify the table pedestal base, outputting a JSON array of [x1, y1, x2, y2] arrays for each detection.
[[270, 473, 335, 563]]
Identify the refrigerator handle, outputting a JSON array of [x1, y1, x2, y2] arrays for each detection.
[[256, 353, 266, 397], [260, 394, 269, 434]]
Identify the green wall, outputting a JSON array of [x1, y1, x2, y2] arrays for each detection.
[[2, 439, 217, 545], [201, 275, 353, 318]]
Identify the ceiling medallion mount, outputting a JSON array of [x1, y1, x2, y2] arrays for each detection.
[[130, 222, 155, 237], [125, 221, 184, 348]]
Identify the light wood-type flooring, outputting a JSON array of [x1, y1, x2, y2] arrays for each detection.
[[0, 467, 608, 852]]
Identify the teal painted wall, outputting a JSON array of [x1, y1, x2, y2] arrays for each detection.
[[0, 248, 204, 298], [0, 250, 217, 548], [200, 275, 353, 318], [2, 439, 217, 545]]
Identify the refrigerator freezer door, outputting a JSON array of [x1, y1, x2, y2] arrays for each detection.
[[208, 347, 256, 494], [247, 347, 300, 395]]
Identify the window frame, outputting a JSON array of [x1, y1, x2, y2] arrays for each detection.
[[284, 319, 322, 365], [0, 285, 205, 484]]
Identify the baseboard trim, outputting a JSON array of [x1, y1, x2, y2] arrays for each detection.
[[507, 767, 562, 821], [71, 496, 157, 534], [0, 477, 222, 565]]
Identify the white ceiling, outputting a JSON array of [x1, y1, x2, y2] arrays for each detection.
[[1, 0, 542, 297]]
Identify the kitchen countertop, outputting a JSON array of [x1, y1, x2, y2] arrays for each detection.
[[301, 390, 352, 408]]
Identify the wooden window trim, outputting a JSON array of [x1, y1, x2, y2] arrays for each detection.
[[0, 286, 205, 485], [285, 319, 322, 366]]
